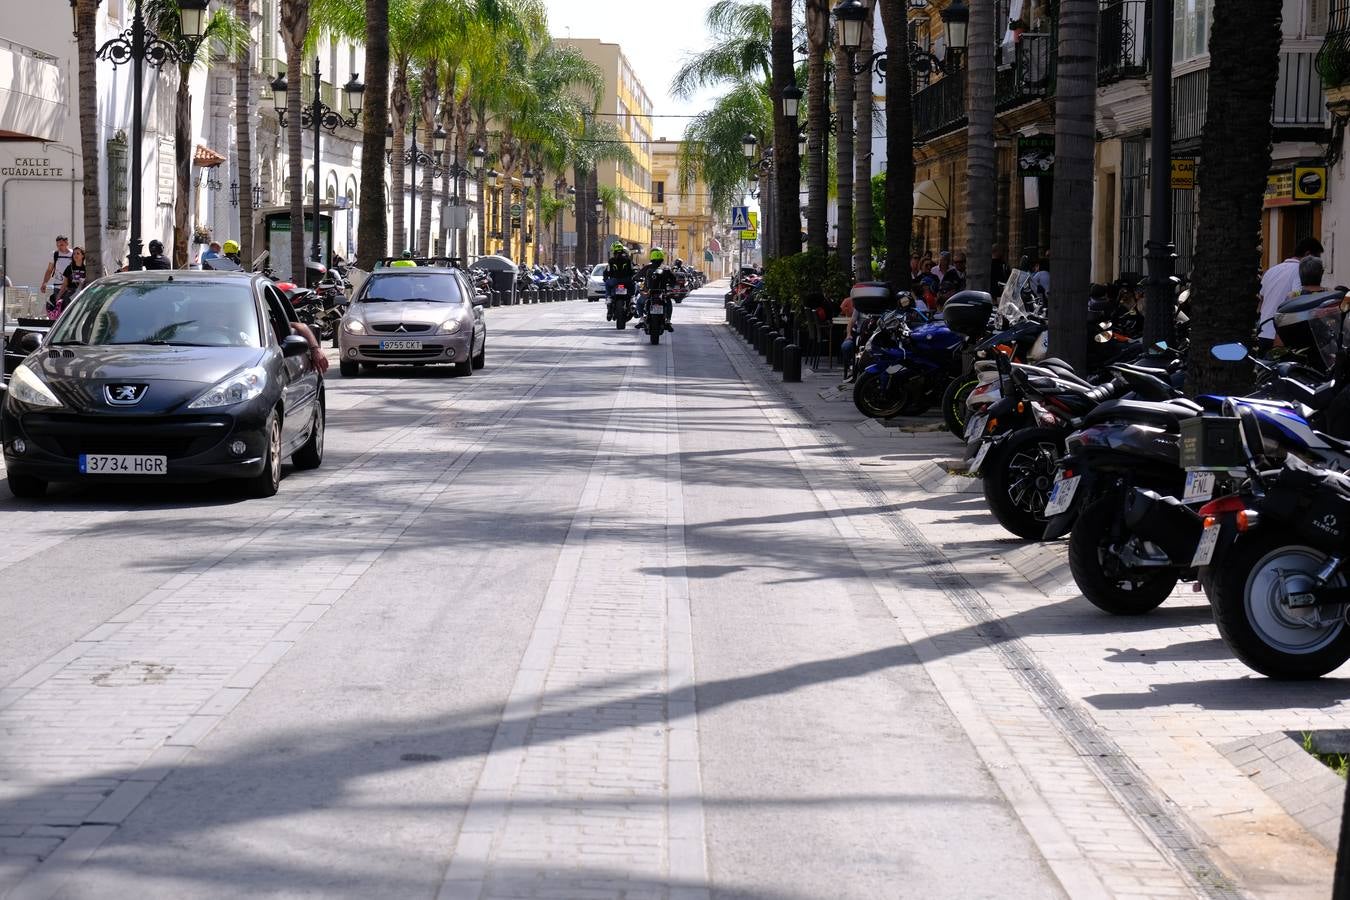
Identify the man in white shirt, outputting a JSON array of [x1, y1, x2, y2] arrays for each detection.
[[1258, 237, 1322, 349]]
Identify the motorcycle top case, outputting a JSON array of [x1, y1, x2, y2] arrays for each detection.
[[851, 282, 896, 316], [1178, 416, 1245, 470], [942, 291, 996, 336]]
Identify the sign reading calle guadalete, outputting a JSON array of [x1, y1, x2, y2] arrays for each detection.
[[1, 157, 65, 178]]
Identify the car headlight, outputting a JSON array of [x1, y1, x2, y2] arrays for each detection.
[[8, 364, 62, 408], [343, 319, 366, 334], [187, 366, 267, 409], [439, 319, 462, 334]]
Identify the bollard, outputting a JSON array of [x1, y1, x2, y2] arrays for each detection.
[[758, 324, 771, 357], [765, 329, 779, 359], [772, 335, 786, 371], [725, 301, 733, 323], [782, 344, 802, 382], [746, 317, 759, 343]]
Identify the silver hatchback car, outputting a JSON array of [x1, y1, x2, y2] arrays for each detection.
[[338, 266, 487, 377]]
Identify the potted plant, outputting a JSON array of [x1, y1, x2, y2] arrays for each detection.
[[192, 224, 212, 245]]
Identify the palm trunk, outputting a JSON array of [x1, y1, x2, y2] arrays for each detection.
[[439, 121, 453, 257], [233, 0, 253, 266], [1048, 0, 1099, 372], [356, 0, 390, 269], [587, 168, 600, 260], [805, 0, 829, 255], [852, 5, 875, 278], [573, 164, 588, 265], [533, 176, 543, 266], [286, 59, 305, 280], [474, 111, 488, 258], [880, 0, 913, 290], [390, 66, 410, 254], [1188, 0, 1283, 394], [965, 0, 997, 292], [834, 43, 855, 273], [173, 72, 192, 268], [76, 0, 103, 278], [771, 0, 801, 257], [417, 73, 436, 256]]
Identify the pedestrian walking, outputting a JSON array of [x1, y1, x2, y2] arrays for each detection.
[[142, 240, 172, 270], [1257, 237, 1321, 350], [202, 241, 222, 261], [41, 235, 74, 315], [49, 246, 88, 319]]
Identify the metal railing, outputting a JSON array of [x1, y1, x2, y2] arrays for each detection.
[[996, 32, 1056, 111], [1274, 50, 1328, 125], [1098, 0, 1149, 85], [1172, 68, 1209, 143], [913, 70, 967, 141], [1315, 0, 1350, 88]]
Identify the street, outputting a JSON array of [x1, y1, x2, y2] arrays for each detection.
[[0, 282, 1342, 899]]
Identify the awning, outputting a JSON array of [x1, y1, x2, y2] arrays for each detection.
[[194, 145, 227, 168], [913, 179, 949, 217]]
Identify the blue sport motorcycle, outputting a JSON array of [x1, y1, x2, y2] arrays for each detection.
[[852, 310, 966, 419]]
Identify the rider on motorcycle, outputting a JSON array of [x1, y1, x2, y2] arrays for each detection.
[[604, 241, 636, 320], [637, 248, 678, 331]]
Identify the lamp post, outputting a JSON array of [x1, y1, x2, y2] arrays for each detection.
[[594, 199, 607, 247], [485, 168, 501, 251], [383, 111, 446, 256], [85, 0, 209, 271], [271, 60, 364, 264], [522, 166, 536, 264], [836, 0, 968, 81], [1144, 0, 1176, 344]]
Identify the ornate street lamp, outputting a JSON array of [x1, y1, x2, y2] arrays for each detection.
[[838, 0, 967, 81], [782, 82, 803, 121], [273, 60, 363, 263], [741, 133, 759, 160], [832, 0, 867, 52], [88, 0, 210, 269], [385, 110, 447, 253], [942, 1, 970, 53]]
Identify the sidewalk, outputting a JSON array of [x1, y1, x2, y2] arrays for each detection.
[[712, 314, 1343, 898]]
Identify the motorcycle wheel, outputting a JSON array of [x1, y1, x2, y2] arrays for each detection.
[[852, 371, 907, 419], [981, 427, 1063, 540], [615, 316, 625, 330], [650, 328, 661, 345], [899, 379, 930, 416], [941, 374, 978, 438], [1209, 531, 1350, 679], [1068, 493, 1177, 614]]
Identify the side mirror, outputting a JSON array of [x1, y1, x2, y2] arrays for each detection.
[[282, 334, 311, 358], [18, 332, 42, 353], [1210, 342, 1249, 362]]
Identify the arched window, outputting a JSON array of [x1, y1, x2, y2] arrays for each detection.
[[346, 175, 358, 209]]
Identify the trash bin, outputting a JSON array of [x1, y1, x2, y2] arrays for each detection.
[[488, 268, 515, 304]]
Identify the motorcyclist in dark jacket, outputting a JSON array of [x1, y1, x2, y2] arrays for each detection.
[[637, 248, 678, 330], [603, 242, 636, 321]]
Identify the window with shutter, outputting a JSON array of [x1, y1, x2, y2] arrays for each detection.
[[1310, 0, 1331, 35], [107, 136, 128, 229]]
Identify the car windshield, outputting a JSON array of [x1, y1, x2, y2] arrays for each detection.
[[48, 280, 262, 348], [592, 265, 607, 276], [361, 273, 464, 303]]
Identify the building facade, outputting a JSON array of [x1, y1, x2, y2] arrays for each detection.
[[648, 138, 726, 275]]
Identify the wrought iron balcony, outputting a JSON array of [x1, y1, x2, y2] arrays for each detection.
[[1097, 0, 1149, 85], [913, 69, 967, 142], [996, 31, 1056, 112], [1316, 0, 1350, 88]]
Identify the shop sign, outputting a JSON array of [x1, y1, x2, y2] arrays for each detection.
[[1170, 158, 1196, 190], [1265, 172, 1295, 206], [0, 156, 65, 178], [1294, 165, 1327, 201], [1016, 135, 1055, 177], [740, 211, 758, 241]]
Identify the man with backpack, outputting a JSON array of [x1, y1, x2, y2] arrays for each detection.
[[40, 235, 74, 316], [603, 241, 635, 321]]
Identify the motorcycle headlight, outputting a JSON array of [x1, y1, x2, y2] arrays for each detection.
[[8, 364, 62, 409], [343, 319, 366, 334], [188, 366, 267, 409], [439, 319, 462, 334]]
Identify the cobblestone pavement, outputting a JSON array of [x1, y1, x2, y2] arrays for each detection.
[[0, 284, 1338, 898]]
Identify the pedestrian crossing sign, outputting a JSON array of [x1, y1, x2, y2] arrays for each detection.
[[730, 206, 750, 231]]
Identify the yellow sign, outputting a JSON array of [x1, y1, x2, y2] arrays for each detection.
[[740, 211, 758, 241], [1294, 165, 1327, 200], [1170, 158, 1196, 190], [1265, 172, 1295, 207]]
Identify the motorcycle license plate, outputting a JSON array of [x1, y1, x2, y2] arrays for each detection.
[[969, 441, 991, 476], [380, 340, 423, 350], [1043, 474, 1081, 516], [80, 454, 166, 475], [965, 414, 988, 442], [1182, 471, 1216, 504], [616, 286, 627, 295], [649, 303, 664, 316], [1191, 523, 1220, 567]]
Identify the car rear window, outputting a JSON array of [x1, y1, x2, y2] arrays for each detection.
[[48, 280, 262, 348], [360, 272, 465, 304]]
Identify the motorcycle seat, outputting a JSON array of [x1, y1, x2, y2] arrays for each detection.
[[1037, 359, 1094, 386], [1082, 398, 1203, 428]]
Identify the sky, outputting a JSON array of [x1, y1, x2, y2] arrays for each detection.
[[543, 0, 725, 139]]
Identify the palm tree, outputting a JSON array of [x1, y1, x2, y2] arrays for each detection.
[[964, 0, 996, 292], [771, 0, 800, 258], [146, 1, 249, 268], [234, 0, 254, 266], [678, 83, 772, 222], [671, 0, 772, 94], [74, 0, 103, 278], [851, 1, 875, 278], [1048, 0, 1099, 372], [1188, 0, 1284, 393], [879, 0, 912, 289], [834, 39, 855, 271], [358, 0, 390, 268], [804, 0, 830, 254], [279, 0, 310, 280]]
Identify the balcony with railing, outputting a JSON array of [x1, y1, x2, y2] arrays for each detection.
[[913, 70, 967, 141], [996, 31, 1056, 111], [1173, 50, 1326, 145], [1097, 0, 1149, 84]]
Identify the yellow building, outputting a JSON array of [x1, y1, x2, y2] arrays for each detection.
[[648, 139, 718, 272], [556, 39, 654, 254]]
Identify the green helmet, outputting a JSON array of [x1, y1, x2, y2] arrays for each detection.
[[611, 241, 625, 254], [650, 248, 665, 264]]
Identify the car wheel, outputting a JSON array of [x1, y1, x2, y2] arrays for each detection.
[[292, 403, 325, 470], [454, 356, 473, 376], [243, 414, 282, 499], [7, 472, 47, 499], [339, 360, 359, 377], [473, 338, 486, 370]]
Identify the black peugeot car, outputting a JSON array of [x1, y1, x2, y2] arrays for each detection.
[[1, 271, 325, 499]]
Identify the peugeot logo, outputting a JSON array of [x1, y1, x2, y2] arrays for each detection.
[[104, 384, 147, 406]]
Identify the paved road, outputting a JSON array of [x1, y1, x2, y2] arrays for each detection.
[[0, 282, 1316, 899]]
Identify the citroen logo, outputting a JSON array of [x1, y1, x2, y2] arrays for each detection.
[[395, 323, 408, 333], [104, 384, 147, 406]]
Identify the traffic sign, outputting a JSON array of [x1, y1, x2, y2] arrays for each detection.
[[730, 206, 750, 230]]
